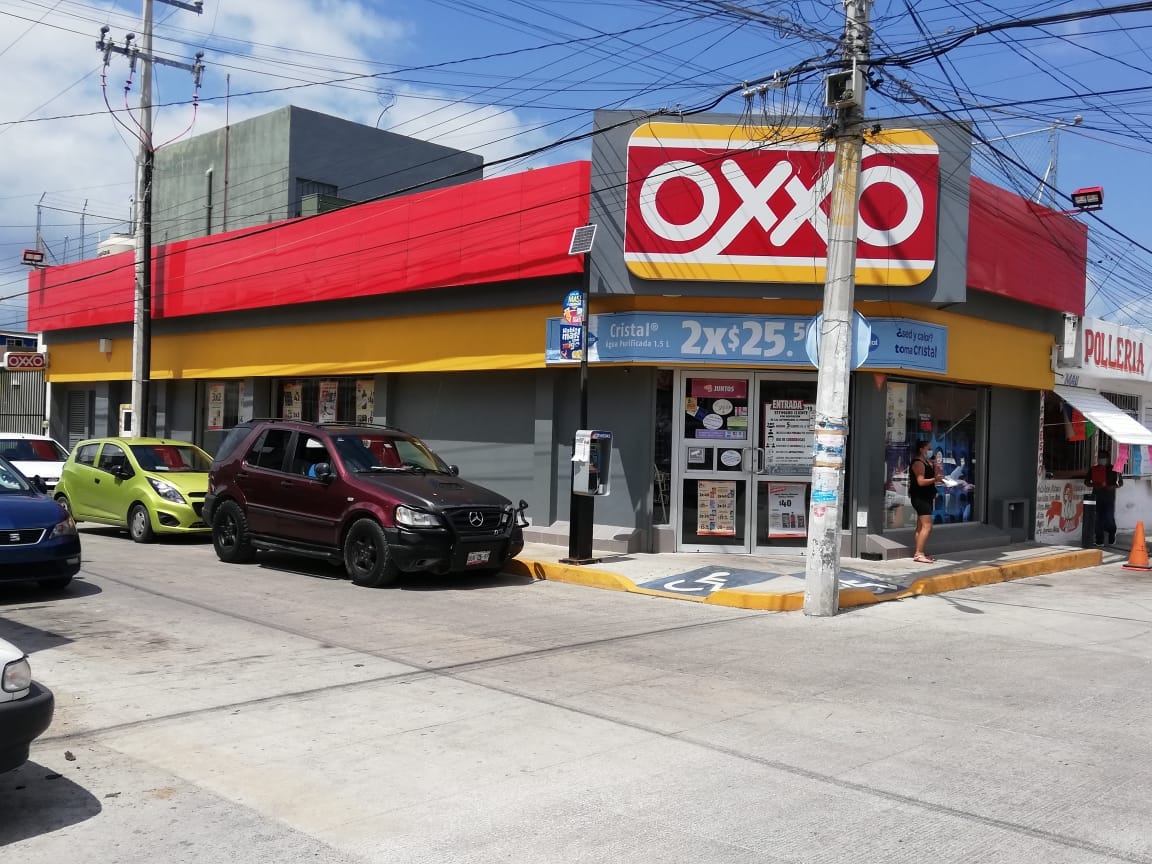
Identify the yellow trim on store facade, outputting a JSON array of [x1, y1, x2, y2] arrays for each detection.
[[45, 297, 1054, 391]]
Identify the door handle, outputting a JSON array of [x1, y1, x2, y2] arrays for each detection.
[[236, 472, 249, 481], [280, 480, 293, 487], [94, 477, 100, 484], [752, 447, 767, 474]]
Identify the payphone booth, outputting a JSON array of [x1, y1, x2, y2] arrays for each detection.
[[565, 430, 613, 565], [572, 429, 613, 496]]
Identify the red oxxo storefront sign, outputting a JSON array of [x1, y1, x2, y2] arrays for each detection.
[[1083, 317, 1150, 380], [623, 123, 939, 286]]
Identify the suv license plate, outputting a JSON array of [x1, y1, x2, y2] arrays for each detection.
[[466, 550, 491, 566]]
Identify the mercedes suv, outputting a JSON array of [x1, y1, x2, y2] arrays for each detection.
[[204, 421, 527, 587]]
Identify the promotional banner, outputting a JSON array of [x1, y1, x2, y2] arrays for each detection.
[[545, 312, 947, 374], [206, 382, 225, 431], [767, 483, 807, 538], [696, 479, 737, 536], [318, 380, 339, 424], [355, 379, 375, 424], [885, 382, 908, 444], [283, 382, 303, 421], [1035, 478, 1084, 544]]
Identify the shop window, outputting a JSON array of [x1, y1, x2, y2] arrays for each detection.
[[883, 381, 981, 530], [278, 378, 359, 423], [653, 370, 673, 525]]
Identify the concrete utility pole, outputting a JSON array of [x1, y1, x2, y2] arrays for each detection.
[[803, 0, 872, 617], [97, 0, 204, 437]]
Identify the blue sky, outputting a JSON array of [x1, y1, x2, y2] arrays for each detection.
[[1, 0, 1150, 329]]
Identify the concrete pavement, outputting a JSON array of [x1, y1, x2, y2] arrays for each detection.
[[2, 530, 1152, 862], [511, 539, 1113, 610]]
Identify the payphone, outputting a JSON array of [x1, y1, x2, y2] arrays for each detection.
[[572, 429, 612, 496]]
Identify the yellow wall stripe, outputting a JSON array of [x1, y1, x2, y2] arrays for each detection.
[[46, 297, 1053, 391]]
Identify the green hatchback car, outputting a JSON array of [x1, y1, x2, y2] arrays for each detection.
[[54, 438, 212, 542]]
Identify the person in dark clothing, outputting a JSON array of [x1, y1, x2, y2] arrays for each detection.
[[909, 439, 938, 562], [1085, 449, 1123, 546]]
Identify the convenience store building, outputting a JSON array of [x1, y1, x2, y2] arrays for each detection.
[[28, 110, 1094, 558]]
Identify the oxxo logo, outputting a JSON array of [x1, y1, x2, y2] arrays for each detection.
[[3, 351, 47, 370], [623, 123, 940, 286]]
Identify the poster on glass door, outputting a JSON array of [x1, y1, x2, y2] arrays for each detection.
[[696, 479, 737, 536], [767, 483, 807, 538], [762, 399, 814, 474]]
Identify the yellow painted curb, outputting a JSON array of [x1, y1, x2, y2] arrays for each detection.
[[507, 559, 633, 592], [512, 548, 1102, 612], [836, 548, 1104, 608]]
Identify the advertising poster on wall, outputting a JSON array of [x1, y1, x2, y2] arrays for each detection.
[[696, 479, 736, 536], [283, 382, 303, 420], [238, 380, 247, 422], [767, 483, 807, 538], [1035, 477, 1084, 544], [206, 382, 225, 431], [355, 379, 375, 424], [318, 380, 339, 424], [762, 399, 814, 474], [885, 382, 908, 443]]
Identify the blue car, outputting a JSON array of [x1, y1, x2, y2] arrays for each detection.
[[0, 455, 81, 591]]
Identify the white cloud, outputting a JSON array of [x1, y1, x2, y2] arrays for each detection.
[[0, 0, 559, 330]]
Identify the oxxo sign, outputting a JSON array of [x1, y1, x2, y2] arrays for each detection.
[[623, 123, 939, 286], [1082, 317, 1151, 381], [4, 351, 47, 370]]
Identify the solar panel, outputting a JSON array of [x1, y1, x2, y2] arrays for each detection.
[[568, 224, 597, 255]]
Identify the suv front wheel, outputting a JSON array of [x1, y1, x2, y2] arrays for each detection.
[[344, 519, 399, 588], [212, 501, 257, 564]]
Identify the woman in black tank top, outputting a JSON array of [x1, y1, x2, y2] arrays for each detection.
[[909, 440, 937, 562]]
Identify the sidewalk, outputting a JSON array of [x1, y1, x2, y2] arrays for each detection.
[[506, 537, 1122, 612]]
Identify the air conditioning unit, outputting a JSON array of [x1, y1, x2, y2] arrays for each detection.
[[1056, 313, 1082, 367]]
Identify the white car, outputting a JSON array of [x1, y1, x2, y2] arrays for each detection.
[[0, 635, 54, 771], [0, 433, 70, 493]]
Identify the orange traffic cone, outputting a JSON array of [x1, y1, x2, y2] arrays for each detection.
[[1123, 521, 1152, 571]]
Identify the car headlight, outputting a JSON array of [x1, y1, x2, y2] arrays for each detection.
[[2, 656, 31, 693], [49, 516, 77, 538], [394, 505, 441, 528], [148, 477, 187, 504], [500, 504, 513, 525]]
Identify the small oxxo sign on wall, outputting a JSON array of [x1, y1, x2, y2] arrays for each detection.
[[3, 352, 48, 370]]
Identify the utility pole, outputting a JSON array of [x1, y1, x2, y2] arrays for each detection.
[[803, 0, 871, 617], [97, 0, 204, 437]]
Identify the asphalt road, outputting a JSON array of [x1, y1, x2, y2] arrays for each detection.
[[2, 527, 1150, 863]]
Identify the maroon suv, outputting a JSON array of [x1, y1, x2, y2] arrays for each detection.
[[204, 421, 526, 587]]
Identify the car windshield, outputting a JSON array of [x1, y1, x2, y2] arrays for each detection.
[[130, 443, 212, 473], [0, 456, 33, 493], [329, 432, 448, 473], [0, 437, 68, 462]]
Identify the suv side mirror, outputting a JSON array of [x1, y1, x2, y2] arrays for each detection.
[[32, 475, 48, 494], [447, 464, 460, 476], [311, 462, 335, 483]]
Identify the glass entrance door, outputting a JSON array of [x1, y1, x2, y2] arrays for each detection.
[[673, 371, 818, 554], [750, 376, 818, 554]]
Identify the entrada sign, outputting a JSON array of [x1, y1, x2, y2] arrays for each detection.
[[3, 351, 47, 370], [623, 123, 939, 286]]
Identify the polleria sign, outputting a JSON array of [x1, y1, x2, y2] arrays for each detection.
[[623, 123, 939, 287]]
